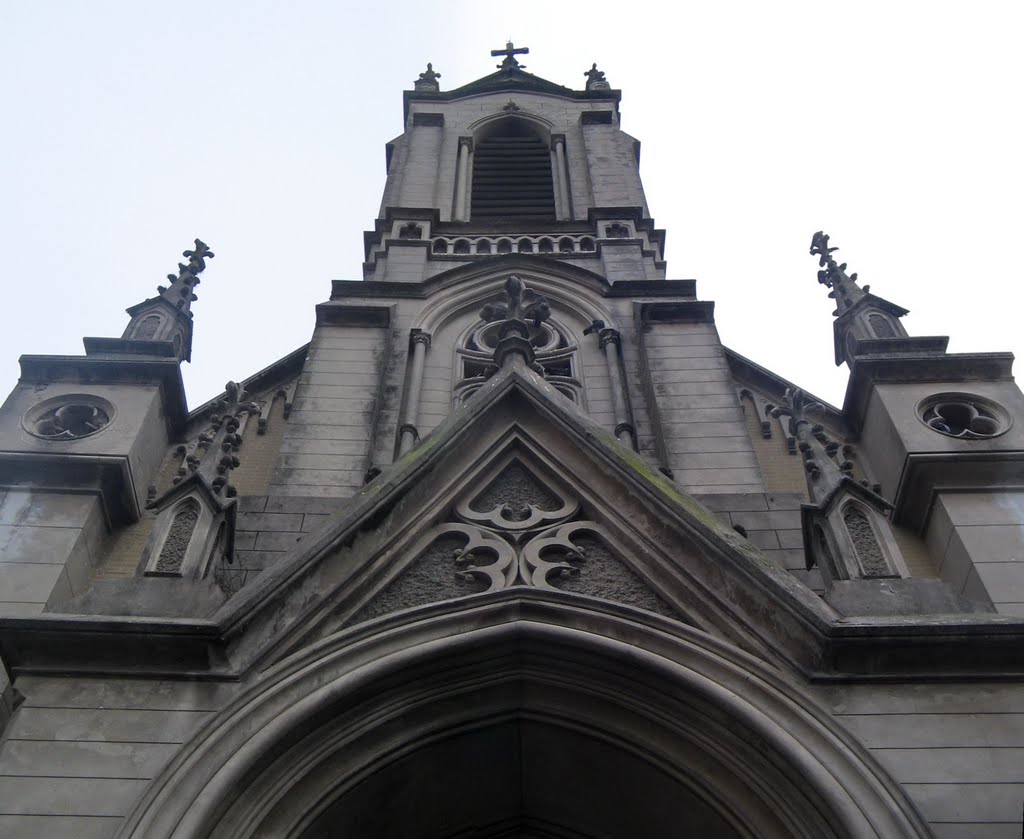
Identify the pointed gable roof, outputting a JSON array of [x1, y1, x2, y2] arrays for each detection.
[[403, 65, 621, 121]]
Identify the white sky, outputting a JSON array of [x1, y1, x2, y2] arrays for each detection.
[[2, 2, 1022, 410]]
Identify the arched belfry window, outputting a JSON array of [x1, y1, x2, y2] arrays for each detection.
[[472, 119, 555, 221]]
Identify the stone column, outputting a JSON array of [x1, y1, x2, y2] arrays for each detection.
[[551, 135, 571, 220], [454, 138, 472, 222], [599, 328, 635, 450], [549, 147, 563, 219], [399, 330, 431, 456]]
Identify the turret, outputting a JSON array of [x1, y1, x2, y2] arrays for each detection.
[[0, 240, 211, 614], [84, 238, 213, 362], [816, 232, 1024, 614]]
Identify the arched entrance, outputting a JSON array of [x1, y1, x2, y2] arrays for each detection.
[[117, 594, 931, 838]]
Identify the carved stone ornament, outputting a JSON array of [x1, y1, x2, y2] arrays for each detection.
[[584, 62, 610, 90], [918, 392, 1010, 439], [417, 62, 441, 84], [492, 40, 528, 70], [354, 458, 678, 624], [154, 499, 201, 575], [23, 395, 114, 441]]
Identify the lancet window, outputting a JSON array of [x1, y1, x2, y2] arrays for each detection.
[[471, 119, 556, 221]]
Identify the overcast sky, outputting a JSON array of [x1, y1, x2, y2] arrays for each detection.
[[2, 2, 1021, 410]]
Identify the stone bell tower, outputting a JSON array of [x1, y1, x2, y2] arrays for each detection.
[[269, 40, 724, 504], [6, 44, 1024, 839]]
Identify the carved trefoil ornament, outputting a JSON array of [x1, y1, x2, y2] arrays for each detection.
[[918, 392, 1010, 439], [23, 394, 114, 441], [353, 455, 678, 624]]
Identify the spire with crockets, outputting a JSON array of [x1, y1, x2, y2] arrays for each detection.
[[808, 231, 916, 366], [83, 238, 214, 363]]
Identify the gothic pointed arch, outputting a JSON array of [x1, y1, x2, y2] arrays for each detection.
[[470, 115, 557, 221], [413, 258, 615, 336], [115, 596, 930, 839]]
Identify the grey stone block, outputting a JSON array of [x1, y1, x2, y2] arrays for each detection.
[[765, 493, 806, 511], [0, 491, 96, 528], [0, 815, 122, 838], [302, 514, 331, 533], [234, 550, 289, 571], [264, 495, 343, 515], [0, 776, 149, 816], [0, 739, 177, 778], [693, 493, 769, 512], [254, 531, 306, 551], [0, 525, 80, 564], [928, 822, 1021, 839], [62, 577, 226, 618], [15, 675, 235, 711], [745, 530, 780, 549], [826, 578, 978, 617], [940, 492, 1024, 527], [820, 682, 1024, 715], [957, 524, 1024, 563], [777, 529, 805, 550], [974, 562, 1024, 604], [726, 510, 802, 531], [236, 512, 304, 533], [873, 747, 1024, 783], [841, 714, 1024, 749], [236, 495, 268, 514], [0, 562, 61, 603], [8, 706, 209, 744]]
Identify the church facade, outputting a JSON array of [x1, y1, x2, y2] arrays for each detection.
[[1, 46, 1023, 838]]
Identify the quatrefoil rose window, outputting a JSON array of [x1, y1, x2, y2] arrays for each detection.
[[918, 393, 1009, 440], [24, 395, 114, 441]]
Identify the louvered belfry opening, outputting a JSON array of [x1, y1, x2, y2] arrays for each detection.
[[472, 120, 555, 220]]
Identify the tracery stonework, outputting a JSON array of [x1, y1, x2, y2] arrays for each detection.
[[868, 313, 896, 339], [353, 461, 681, 624], [470, 462, 562, 518], [26, 398, 112, 440], [155, 501, 200, 574], [135, 315, 161, 340], [843, 505, 890, 577]]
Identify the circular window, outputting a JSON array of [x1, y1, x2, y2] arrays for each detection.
[[23, 394, 115, 441], [917, 393, 1010, 439]]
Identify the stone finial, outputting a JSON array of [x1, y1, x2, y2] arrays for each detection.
[[479, 275, 550, 373], [809, 231, 866, 318], [491, 40, 528, 70], [584, 63, 610, 91], [415, 62, 441, 92], [480, 275, 550, 327], [809, 231, 914, 366], [111, 238, 214, 361]]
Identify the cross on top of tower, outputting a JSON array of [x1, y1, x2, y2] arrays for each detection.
[[492, 40, 528, 70]]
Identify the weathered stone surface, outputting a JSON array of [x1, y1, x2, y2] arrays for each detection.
[[548, 534, 677, 619]]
